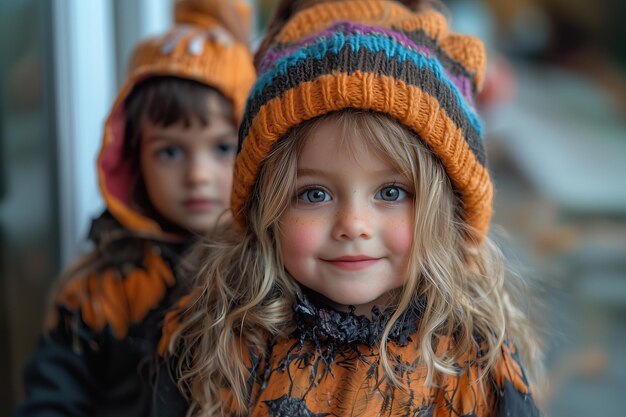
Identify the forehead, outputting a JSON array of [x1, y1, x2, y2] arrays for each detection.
[[298, 117, 397, 172], [298, 114, 408, 171]]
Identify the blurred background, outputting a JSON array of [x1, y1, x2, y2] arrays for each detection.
[[1, 0, 624, 415]]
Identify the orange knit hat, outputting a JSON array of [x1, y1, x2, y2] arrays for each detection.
[[97, 0, 256, 238], [233, 0, 492, 243], [126, 0, 255, 121]]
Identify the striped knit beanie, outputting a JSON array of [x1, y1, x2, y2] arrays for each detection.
[[233, 0, 492, 242]]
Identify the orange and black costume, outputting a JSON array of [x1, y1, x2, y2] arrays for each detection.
[[13, 212, 191, 417], [12, 1, 255, 415], [156, 292, 540, 417]]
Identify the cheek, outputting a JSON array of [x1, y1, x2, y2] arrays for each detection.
[[142, 162, 167, 188], [218, 163, 234, 191], [383, 216, 413, 258], [279, 214, 324, 260], [140, 151, 164, 180]]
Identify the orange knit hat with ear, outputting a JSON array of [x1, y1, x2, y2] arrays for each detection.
[[127, 0, 255, 123], [98, 0, 256, 237], [233, 0, 492, 243]]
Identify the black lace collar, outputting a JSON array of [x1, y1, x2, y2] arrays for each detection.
[[293, 291, 425, 348]]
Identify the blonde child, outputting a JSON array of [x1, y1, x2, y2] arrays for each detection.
[[12, 1, 255, 416], [160, 1, 542, 416]]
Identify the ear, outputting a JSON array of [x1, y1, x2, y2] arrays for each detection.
[[233, 0, 252, 41], [175, 0, 251, 44], [440, 34, 487, 91]]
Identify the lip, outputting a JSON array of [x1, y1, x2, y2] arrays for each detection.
[[322, 255, 382, 271], [183, 198, 219, 211]]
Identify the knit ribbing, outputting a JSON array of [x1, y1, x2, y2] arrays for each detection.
[[241, 27, 485, 164]]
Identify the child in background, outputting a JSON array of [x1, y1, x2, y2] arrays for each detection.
[[12, 1, 255, 416], [158, 0, 544, 416]]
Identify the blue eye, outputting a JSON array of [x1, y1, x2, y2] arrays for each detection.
[[376, 185, 408, 202], [298, 188, 331, 203], [215, 142, 236, 157], [157, 146, 183, 160]]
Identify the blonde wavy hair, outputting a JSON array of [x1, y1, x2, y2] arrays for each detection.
[[169, 110, 542, 416]]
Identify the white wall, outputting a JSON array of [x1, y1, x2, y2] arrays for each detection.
[[52, 0, 172, 267], [53, 0, 114, 266], [113, 0, 172, 87]]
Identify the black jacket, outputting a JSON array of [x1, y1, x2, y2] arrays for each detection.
[[12, 212, 194, 417]]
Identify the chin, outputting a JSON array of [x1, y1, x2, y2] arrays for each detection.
[[186, 217, 221, 233], [189, 224, 215, 235]]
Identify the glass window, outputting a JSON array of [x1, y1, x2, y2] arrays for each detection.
[[0, 0, 59, 411]]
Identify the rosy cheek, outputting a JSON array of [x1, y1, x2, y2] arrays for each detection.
[[280, 218, 321, 258], [384, 218, 413, 256]]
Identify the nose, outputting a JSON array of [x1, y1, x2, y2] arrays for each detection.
[[331, 200, 373, 241], [186, 155, 214, 185]]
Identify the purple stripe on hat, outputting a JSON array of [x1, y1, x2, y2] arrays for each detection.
[[259, 21, 434, 73], [448, 74, 476, 108], [259, 21, 475, 105]]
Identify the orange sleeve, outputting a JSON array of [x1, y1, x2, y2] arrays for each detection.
[[490, 341, 541, 417]]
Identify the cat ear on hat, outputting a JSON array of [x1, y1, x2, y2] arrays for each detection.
[[233, 0, 252, 39], [174, 0, 251, 43], [440, 34, 487, 91]]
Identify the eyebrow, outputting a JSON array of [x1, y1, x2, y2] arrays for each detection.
[[209, 132, 238, 142], [144, 131, 237, 143], [296, 168, 402, 177]]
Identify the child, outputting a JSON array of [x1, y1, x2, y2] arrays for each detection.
[[12, 1, 255, 416], [160, 0, 543, 416]]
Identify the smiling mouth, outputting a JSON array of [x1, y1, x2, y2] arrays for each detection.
[[322, 256, 382, 271]]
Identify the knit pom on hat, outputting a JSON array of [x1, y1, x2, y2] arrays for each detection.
[[233, 0, 492, 243]]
